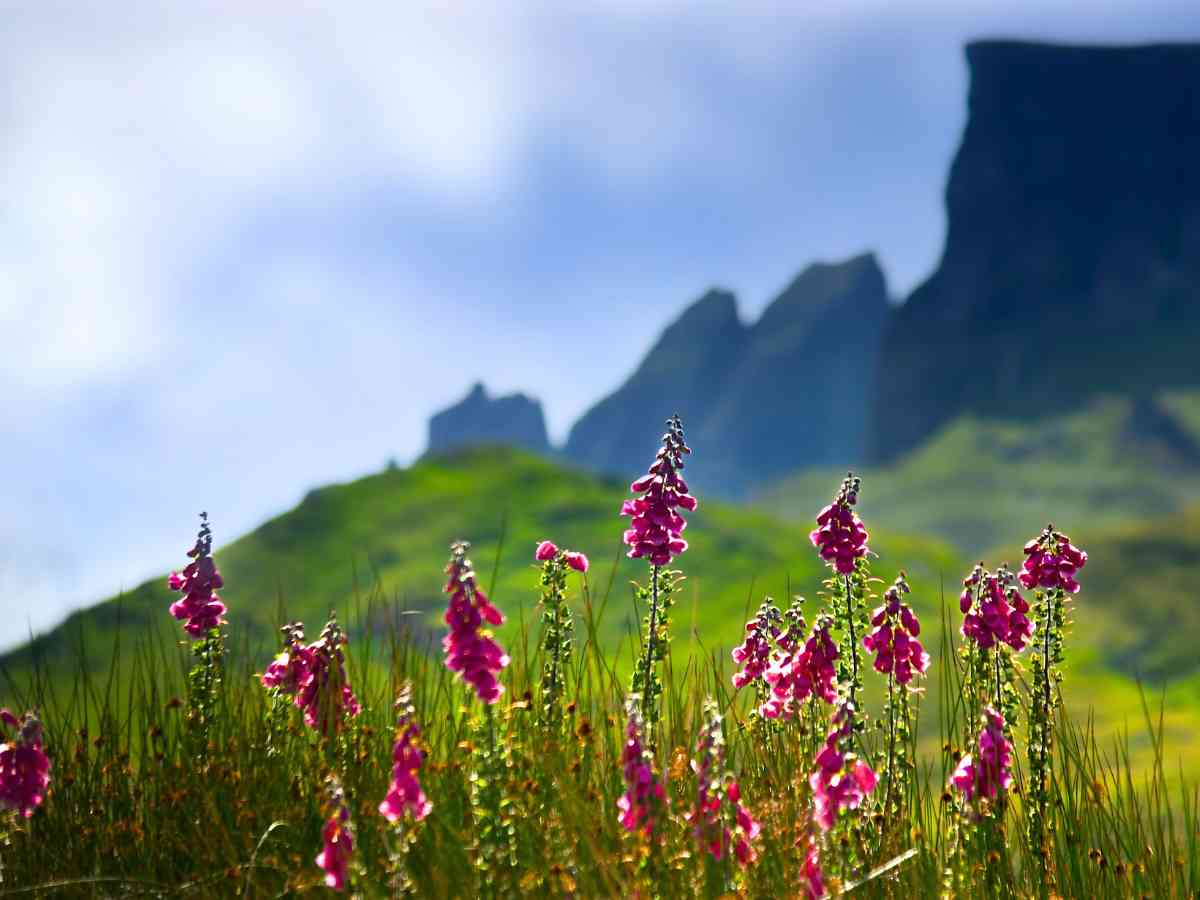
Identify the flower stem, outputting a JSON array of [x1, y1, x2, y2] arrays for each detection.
[[844, 573, 859, 711], [641, 564, 660, 722], [548, 591, 562, 717], [1036, 590, 1056, 805], [884, 668, 896, 817], [994, 650, 1003, 713]]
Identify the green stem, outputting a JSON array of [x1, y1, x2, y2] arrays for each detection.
[[548, 588, 561, 718], [641, 565, 660, 721], [844, 574, 859, 711], [1037, 590, 1056, 809], [884, 668, 897, 818], [994, 649, 1003, 714]]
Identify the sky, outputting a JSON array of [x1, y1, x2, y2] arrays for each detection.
[[4, 1, 1200, 651]]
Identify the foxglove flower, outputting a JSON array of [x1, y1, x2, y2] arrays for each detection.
[[167, 513, 227, 637], [951, 706, 1013, 806], [620, 414, 696, 566], [443, 541, 510, 704], [616, 695, 666, 836], [960, 564, 1034, 652], [1020, 525, 1087, 593], [685, 699, 761, 865], [379, 684, 432, 823], [0, 709, 50, 819], [295, 614, 361, 734], [863, 573, 930, 684], [808, 706, 877, 831], [730, 601, 782, 691], [727, 780, 761, 865], [534, 540, 586, 721], [534, 540, 589, 574], [315, 777, 354, 892], [809, 473, 868, 575], [801, 834, 827, 899], [261, 622, 310, 693], [760, 615, 838, 719]]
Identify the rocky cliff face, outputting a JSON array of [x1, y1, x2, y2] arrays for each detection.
[[562, 287, 749, 488], [427, 383, 551, 457], [870, 40, 1200, 461], [563, 253, 889, 495], [696, 254, 888, 492]]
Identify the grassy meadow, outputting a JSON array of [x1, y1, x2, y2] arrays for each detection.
[[2, 443, 1199, 896]]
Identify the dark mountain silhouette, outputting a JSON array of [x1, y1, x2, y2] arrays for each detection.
[[426, 383, 550, 457], [869, 40, 1200, 462], [427, 41, 1200, 493], [425, 255, 887, 495], [561, 253, 889, 495], [694, 254, 888, 492], [562, 286, 750, 489], [561, 254, 892, 496]]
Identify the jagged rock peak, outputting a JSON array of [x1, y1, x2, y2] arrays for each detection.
[[754, 252, 887, 335], [869, 40, 1200, 462], [426, 382, 551, 457], [672, 287, 740, 327], [562, 252, 890, 496]]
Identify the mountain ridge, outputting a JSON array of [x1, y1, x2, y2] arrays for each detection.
[[868, 39, 1200, 460]]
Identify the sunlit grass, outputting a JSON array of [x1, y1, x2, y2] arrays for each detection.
[[1, 547, 1197, 897]]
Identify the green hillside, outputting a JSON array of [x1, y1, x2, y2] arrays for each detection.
[[0, 446, 959, 696], [1070, 502, 1200, 684], [757, 391, 1200, 557]]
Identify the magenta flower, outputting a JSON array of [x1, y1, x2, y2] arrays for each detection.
[[1020, 525, 1087, 593], [379, 685, 432, 824], [315, 778, 354, 892], [951, 706, 1013, 806], [0, 710, 51, 819], [620, 414, 697, 566], [167, 513, 227, 637], [808, 707, 877, 831], [535, 540, 589, 574], [960, 565, 1034, 652], [728, 780, 762, 865], [295, 615, 361, 734], [261, 622, 310, 694], [685, 701, 761, 865], [800, 834, 827, 899], [809, 474, 868, 575], [730, 603, 782, 691], [443, 541, 510, 704], [262, 617, 360, 734], [863, 573, 930, 684], [616, 695, 667, 836], [760, 616, 838, 719]]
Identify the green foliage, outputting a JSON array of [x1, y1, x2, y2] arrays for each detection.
[[630, 567, 682, 730], [758, 391, 1200, 557], [184, 630, 224, 745], [536, 555, 573, 727]]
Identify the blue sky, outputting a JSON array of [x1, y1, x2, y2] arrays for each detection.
[[5, 1, 1200, 650]]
